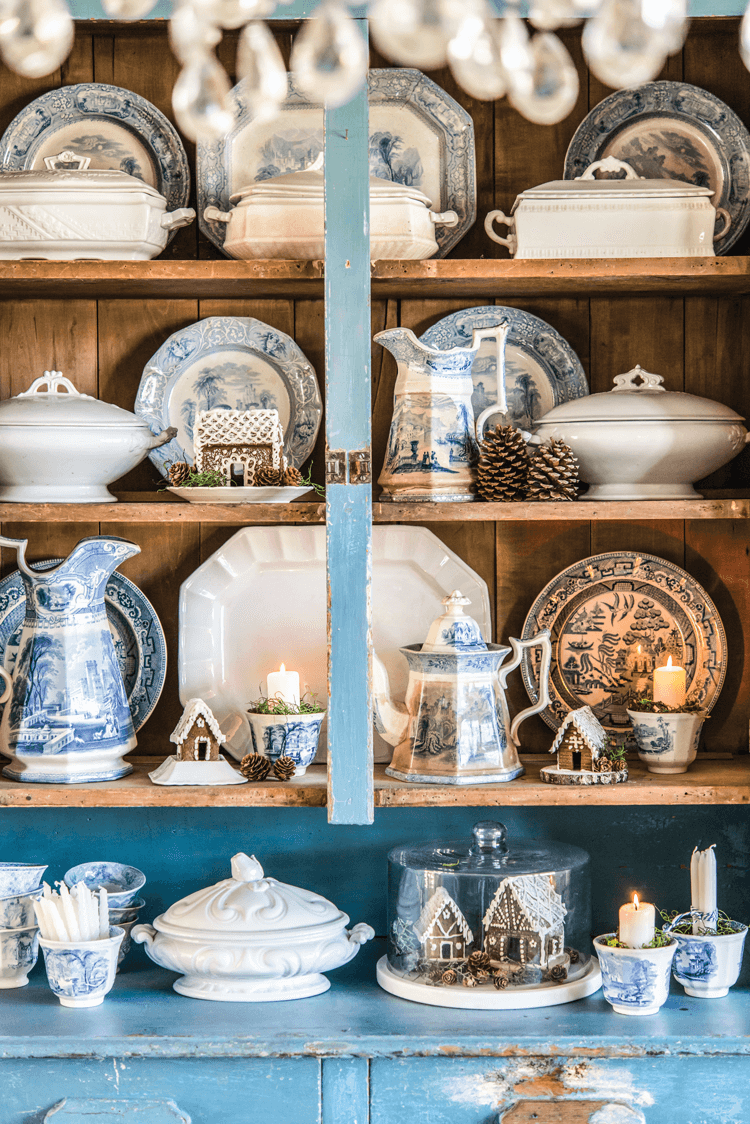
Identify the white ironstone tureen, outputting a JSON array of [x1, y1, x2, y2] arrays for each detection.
[[132, 852, 374, 1002]]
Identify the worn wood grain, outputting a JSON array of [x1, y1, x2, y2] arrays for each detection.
[[500, 1103, 619, 1124]]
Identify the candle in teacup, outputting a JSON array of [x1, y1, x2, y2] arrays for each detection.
[[619, 893, 656, 948], [266, 663, 300, 707], [653, 655, 686, 709], [690, 844, 717, 933]]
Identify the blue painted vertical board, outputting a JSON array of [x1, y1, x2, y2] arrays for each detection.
[[323, 1058, 369, 1124], [324, 27, 374, 826]]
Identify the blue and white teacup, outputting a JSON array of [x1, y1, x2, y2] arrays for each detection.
[[39, 925, 124, 1007], [0, 886, 43, 929], [64, 862, 146, 908], [594, 933, 676, 1016], [665, 911, 748, 999], [247, 711, 325, 776], [0, 924, 39, 988], [0, 862, 47, 896], [626, 711, 705, 775], [108, 896, 146, 926]]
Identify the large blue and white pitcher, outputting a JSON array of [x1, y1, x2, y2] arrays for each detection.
[[0, 535, 139, 784]]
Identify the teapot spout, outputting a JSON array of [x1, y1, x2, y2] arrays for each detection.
[[373, 651, 409, 747]]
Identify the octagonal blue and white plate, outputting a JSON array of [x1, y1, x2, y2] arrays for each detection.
[[420, 306, 588, 431], [135, 316, 322, 476], [564, 81, 750, 255], [0, 83, 190, 238], [198, 69, 476, 258], [0, 561, 166, 733]]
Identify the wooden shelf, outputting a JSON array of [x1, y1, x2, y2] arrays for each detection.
[[2, 257, 750, 300], [0, 756, 746, 807]]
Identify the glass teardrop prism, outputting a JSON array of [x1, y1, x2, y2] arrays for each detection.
[[172, 52, 235, 142], [100, 0, 158, 17], [0, 0, 74, 79], [237, 21, 288, 121], [169, 2, 222, 66], [291, 3, 368, 108], [640, 0, 688, 52], [583, 0, 667, 89], [528, 0, 580, 32], [447, 11, 507, 101], [192, 0, 275, 29], [497, 13, 535, 100], [370, 0, 462, 70], [508, 31, 579, 125], [741, 0, 750, 71]]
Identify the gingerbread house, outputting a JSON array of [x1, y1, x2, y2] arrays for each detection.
[[194, 408, 286, 485], [415, 887, 473, 962], [549, 705, 608, 772], [482, 874, 566, 968], [170, 698, 225, 762]]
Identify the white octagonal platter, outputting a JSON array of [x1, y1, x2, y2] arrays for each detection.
[[179, 525, 491, 762]]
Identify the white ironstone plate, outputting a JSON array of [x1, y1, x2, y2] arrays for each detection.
[[167, 486, 312, 503]]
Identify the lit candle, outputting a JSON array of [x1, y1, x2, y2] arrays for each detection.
[[653, 655, 686, 709], [618, 893, 656, 948], [266, 663, 300, 707], [690, 844, 717, 933]]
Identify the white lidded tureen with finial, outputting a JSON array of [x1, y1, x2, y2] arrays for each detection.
[[132, 852, 374, 1002]]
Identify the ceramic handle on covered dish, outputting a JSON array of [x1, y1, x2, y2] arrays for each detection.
[[147, 426, 178, 450], [347, 923, 375, 946], [131, 923, 156, 950], [576, 156, 641, 180], [203, 206, 233, 224], [714, 207, 731, 241], [161, 207, 196, 232], [484, 211, 516, 253], [498, 630, 552, 747], [429, 210, 459, 228]]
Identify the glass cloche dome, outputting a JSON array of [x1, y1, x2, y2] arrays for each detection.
[[378, 820, 600, 1009]]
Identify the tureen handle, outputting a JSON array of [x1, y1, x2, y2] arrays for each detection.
[[576, 156, 641, 181], [231, 853, 265, 882], [429, 210, 459, 228], [131, 923, 156, 949], [204, 206, 233, 224], [20, 372, 82, 399], [43, 150, 91, 172], [714, 207, 731, 241], [498, 630, 552, 747], [161, 207, 196, 232], [484, 210, 516, 253], [611, 366, 665, 393], [347, 922, 375, 946]]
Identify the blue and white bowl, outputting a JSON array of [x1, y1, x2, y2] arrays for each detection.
[[594, 933, 676, 1016], [108, 896, 146, 925], [247, 711, 325, 776], [0, 924, 40, 988], [64, 862, 146, 908], [0, 863, 47, 896], [666, 912, 748, 999], [0, 886, 43, 929], [39, 926, 124, 1007]]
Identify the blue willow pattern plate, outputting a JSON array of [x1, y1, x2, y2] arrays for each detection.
[[420, 307, 588, 430], [0, 83, 190, 237], [520, 552, 726, 737], [564, 81, 750, 255], [0, 561, 166, 733], [198, 69, 476, 258], [135, 316, 322, 475]]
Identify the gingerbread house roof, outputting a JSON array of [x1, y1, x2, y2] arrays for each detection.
[[549, 705, 608, 756], [194, 408, 284, 450], [483, 874, 567, 936], [415, 887, 473, 944], [170, 698, 225, 746]]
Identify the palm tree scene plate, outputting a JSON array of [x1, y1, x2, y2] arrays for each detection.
[[135, 316, 322, 477], [520, 552, 727, 737], [419, 307, 588, 430]]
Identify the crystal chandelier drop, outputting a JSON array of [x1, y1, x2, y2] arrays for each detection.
[[0, 0, 743, 135]]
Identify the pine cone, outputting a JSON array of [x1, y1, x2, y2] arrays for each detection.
[[441, 968, 457, 986], [567, 948, 580, 964], [526, 438, 579, 502], [283, 466, 303, 486], [613, 757, 628, 772], [240, 753, 271, 781], [493, 974, 509, 990], [473, 969, 490, 983], [467, 950, 491, 974], [462, 973, 478, 988], [549, 964, 568, 982], [477, 425, 529, 502], [273, 755, 296, 781], [256, 466, 283, 487], [168, 461, 191, 487]]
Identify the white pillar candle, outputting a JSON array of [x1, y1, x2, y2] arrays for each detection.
[[691, 844, 717, 933], [98, 887, 109, 939], [618, 893, 656, 948], [267, 663, 300, 707], [653, 655, 686, 709]]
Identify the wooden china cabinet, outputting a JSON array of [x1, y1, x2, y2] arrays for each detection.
[[0, 14, 748, 1124]]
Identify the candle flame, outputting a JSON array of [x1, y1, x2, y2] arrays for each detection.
[[637, 645, 641, 654], [279, 663, 286, 673], [666, 656, 673, 669], [633, 893, 640, 910]]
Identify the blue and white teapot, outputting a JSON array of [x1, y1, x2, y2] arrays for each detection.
[[374, 590, 551, 785]]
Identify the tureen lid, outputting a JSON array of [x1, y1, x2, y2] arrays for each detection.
[[536, 366, 744, 423], [420, 590, 488, 653], [391, 820, 590, 875], [231, 160, 433, 208], [0, 151, 165, 199], [518, 156, 713, 201], [0, 372, 151, 428], [152, 852, 348, 940]]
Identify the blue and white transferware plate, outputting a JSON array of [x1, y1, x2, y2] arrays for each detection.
[[521, 552, 726, 737], [135, 316, 322, 475], [0, 561, 166, 733], [0, 84, 190, 239], [420, 307, 588, 430], [564, 82, 750, 255], [199, 69, 475, 258]]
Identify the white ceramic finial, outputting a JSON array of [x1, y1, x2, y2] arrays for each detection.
[[442, 590, 471, 611], [231, 853, 264, 883]]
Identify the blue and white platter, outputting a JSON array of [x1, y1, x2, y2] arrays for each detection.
[[0, 561, 166, 734], [0, 83, 190, 235], [135, 316, 322, 476], [199, 69, 476, 258], [420, 306, 588, 430], [564, 81, 750, 255], [520, 552, 727, 738]]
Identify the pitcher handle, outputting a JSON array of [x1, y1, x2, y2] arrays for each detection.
[[472, 321, 511, 439], [0, 535, 29, 576], [498, 629, 552, 747], [0, 666, 10, 705]]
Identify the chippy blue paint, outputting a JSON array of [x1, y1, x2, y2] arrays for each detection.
[[325, 33, 373, 825], [44, 1099, 189, 1124], [323, 1058, 369, 1124]]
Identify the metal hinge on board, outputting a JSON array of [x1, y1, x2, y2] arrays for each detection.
[[325, 449, 371, 485]]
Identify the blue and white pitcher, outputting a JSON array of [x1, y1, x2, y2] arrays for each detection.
[[0, 535, 139, 784]]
